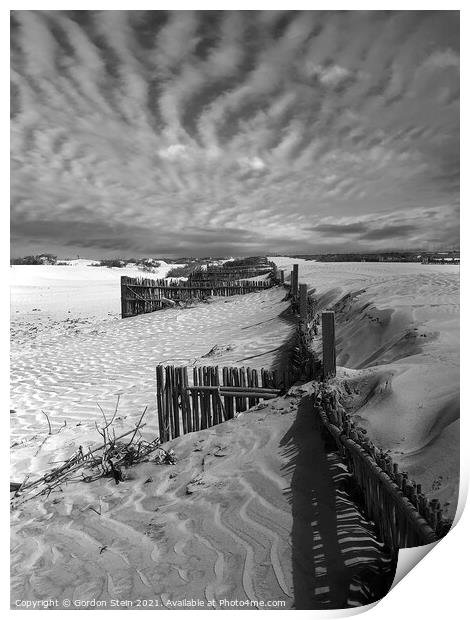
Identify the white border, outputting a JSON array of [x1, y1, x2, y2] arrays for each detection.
[[3, 3, 466, 618]]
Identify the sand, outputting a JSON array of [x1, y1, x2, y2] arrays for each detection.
[[11, 387, 394, 610], [10, 264, 294, 482], [10, 258, 458, 608], [10, 259, 185, 327], [269, 258, 460, 517]]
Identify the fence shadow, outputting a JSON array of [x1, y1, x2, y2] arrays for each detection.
[[280, 396, 395, 609], [280, 396, 348, 608], [271, 305, 299, 377]]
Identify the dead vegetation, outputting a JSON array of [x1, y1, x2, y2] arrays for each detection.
[[10, 398, 176, 508]]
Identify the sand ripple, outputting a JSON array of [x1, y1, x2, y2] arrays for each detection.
[[11, 394, 394, 610], [11, 288, 293, 480]]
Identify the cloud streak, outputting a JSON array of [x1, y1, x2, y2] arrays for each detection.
[[10, 10, 459, 257]]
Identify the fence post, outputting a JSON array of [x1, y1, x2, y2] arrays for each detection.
[[322, 311, 336, 379], [292, 264, 299, 298], [299, 283, 308, 320], [156, 365, 170, 442], [280, 270, 285, 284], [121, 276, 127, 318]]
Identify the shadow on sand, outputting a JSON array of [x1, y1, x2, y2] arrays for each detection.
[[280, 396, 396, 609]]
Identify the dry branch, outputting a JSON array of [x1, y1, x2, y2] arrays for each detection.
[[11, 415, 177, 508], [41, 410, 52, 435], [12, 424, 147, 498]]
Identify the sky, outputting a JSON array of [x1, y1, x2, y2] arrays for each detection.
[[10, 10, 459, 258]]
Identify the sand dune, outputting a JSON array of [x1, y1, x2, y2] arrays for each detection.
[[270, 258, 459, 516]]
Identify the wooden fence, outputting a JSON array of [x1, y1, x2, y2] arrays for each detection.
[[276, 263, 446, 546], [190, 262, 274, 281], [279, 265, 324, 382], [284, 264, 336, 380], [321, 311, 336, 379], [151, 261, 447, 549], [155, 364, 282, 442], [314, 377, 447, 547], [154, 364, 444, 548], [121, 275, 274, 318]]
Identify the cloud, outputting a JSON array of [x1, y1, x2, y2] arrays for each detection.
[[318, 65, 352, 87], [311, 222, 369, 235], [10, 10, 459, 257], [359, 223, 419, 241], [158, 144, 188, 160], [238, 156, 267, 172], [305, 204, 458, 250], [424, 49, 459, 70]]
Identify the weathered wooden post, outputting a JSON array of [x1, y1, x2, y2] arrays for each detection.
[[292, 264, 299, 298], [299, 283, 308, 320], [280, 270, 285, 284], [322, 311, 336, 379], [121, 276, 128, 318], [156, 365, 169, 442]]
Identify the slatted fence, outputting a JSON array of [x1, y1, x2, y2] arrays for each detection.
[[281, 265, 323, 381], [275, 263, 445, 545], [155, 364, 282, 442], [151, 261, 446, 549], [314, 384, 447, 547], [285, 264, 336, 380], [121, 276, 274, 318], [190, 262, 274, 281]]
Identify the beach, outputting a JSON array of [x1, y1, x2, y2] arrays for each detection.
[[10, 258, 459, 608], [10, 261, 293, 481]]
